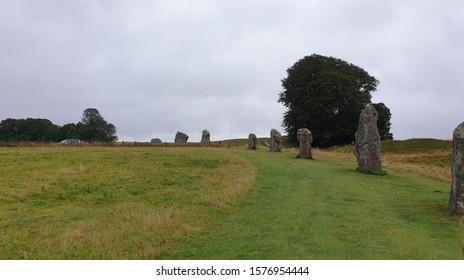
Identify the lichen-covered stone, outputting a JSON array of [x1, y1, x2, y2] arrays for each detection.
[[248, 133, 257, 150], [270, 129, 282, 152], [174, 131, 189, 144], [449, 122, 464, 214], [297, 128, 313, 159], [355, 104, 381, 171], [200, 129, 211, 145]]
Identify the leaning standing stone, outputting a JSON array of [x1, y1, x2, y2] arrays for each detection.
[[270, 129, 282, 152], [200, 129, 211, 145], [297, 128, 313, 159], [174, 131, 189, 144], [248, 133, 257, 150], [355, 104, 382, 171], [449, 122, 464, 214]]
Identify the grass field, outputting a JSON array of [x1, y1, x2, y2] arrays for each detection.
[[0, 140, 463, 259], [0, 146, 254, 259]]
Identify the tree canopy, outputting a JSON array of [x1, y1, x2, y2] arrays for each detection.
[[279, 54, 392, 147], [0, 108, 117, 142], [0, 118, 59, 142], [372, 102, 393, 141], [78, 108, 118, 142]]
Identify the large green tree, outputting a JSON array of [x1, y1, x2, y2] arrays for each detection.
[[279, 54, 391, 147], [372, 102, 393, 140], [78, 108, 118, 142], [58, 123, 82, 140]]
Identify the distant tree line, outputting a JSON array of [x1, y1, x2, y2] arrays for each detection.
[[0, 108, 117, 142]]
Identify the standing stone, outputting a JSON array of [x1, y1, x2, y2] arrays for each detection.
[[174, 131, 189, 144], [200, 129, 211, 145], [297, 128, 313, 159], [270, 129, 282, 152], [462, 239, 464, 257], [151, 138, 162, 143], [248, 133, 257, 150], [263, 140, 270, 148], [355, 104, 381, 171], [449, 122, 464, 214]]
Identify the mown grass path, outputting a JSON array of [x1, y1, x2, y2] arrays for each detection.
[[164, 149, 463, 259]]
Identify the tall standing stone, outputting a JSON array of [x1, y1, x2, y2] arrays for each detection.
[[355, 104, 381, 171], [449, 122, 464, 214], [270, 129, 282, 152], [174, 131, 189, 144], [297, 128, 313, 159], [248, 133, 257, 150], [200, 129, 211, 145]]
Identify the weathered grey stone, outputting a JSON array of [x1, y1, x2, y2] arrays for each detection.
[[449, 122, 464, 214], [297, 128, 313, 159], [174, 131, 189, 144], [270, 129, 282, 152], [263, 140, 270, 148], [151, 138, 162, 143], [355, 104, 381, 171], [200, 129, 211, 145], [461, 239, 464, 257], [248, 133, 257, 150]]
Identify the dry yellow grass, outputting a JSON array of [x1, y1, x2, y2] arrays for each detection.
[[199, 153, 256, 208], [383, 151, 451, 183], [313, 145, 451, 183], [0, 146, 256, 259]]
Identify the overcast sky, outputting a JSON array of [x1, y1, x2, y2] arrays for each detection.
[[1, 0, 463, 142]]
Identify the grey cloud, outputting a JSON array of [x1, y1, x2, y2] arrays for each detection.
[[1, 0, 463, 141]]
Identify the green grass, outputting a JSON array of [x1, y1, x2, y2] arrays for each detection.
[[0, 141, 462, 260], [163, 149, 463, 259], [382, 138, 452, 154], [0, 146, 254, 259]]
